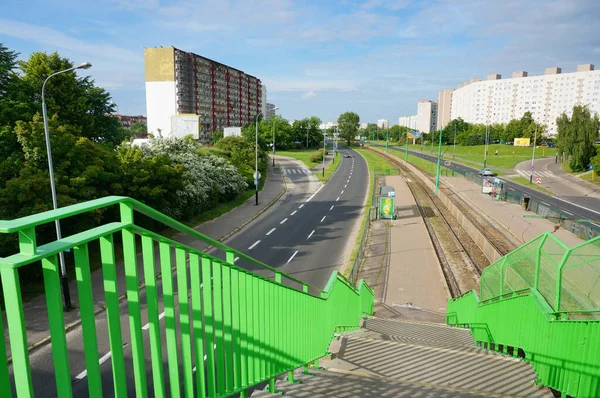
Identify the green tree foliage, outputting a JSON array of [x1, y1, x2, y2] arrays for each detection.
[[211, 130, 224, 143], [557, 105, 600, 171], [214, 136, 268, 186], [338, 111, 360, 145]]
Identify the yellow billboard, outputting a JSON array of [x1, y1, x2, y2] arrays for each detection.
[[514, 138, 531, 147]]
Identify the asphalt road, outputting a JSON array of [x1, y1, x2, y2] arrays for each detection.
[[376, 144, 600, 229], [11, 146, 369, 397]]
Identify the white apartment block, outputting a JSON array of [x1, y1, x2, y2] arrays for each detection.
[[360, 122, 369, 129], [437, 88, 454, 129], [416, 100, 438, 134], [398, 115, 417, 130], [377, 119, 389, 128], [450, 64, 600, 136]]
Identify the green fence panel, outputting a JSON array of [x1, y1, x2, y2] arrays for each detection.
[[448, 232, 600, 397], [0, 196, 374, 398]]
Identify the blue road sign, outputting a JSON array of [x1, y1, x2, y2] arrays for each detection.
[[530, 165, 535, 171], [412, 131, 420, 138]]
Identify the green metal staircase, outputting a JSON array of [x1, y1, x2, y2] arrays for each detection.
[[447, 232, 600, 398], [0, 196, 374, 397]]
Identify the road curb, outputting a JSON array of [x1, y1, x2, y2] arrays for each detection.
[[15, 167, 288, 360]]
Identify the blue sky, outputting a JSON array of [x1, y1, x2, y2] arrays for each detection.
[[1, 0, 600, 124]]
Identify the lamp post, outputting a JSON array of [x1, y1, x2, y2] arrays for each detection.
[[385, 128, 389, 153], [405, 129, 409, 162], [255, 112, 262, 205], [271, 107, 279, 166], [42, 61, 92, 310], [530, 124, 538, 184], [323, 129, 326, 177], [435, 127, 443, 195]]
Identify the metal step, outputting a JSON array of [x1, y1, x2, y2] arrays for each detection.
[[326, 336, 553, 397]]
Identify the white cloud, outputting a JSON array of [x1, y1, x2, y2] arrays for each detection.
[[301, 91, 316, 99]]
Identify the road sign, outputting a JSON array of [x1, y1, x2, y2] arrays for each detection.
[[253, 171, 261, 180], [389, 191, 395, 198], [536, 177, 542, 184], [444, 160, 451, 166], [379, 197, 394, 219], [530, 165, 535, 171]]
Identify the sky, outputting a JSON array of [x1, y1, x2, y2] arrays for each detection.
[[1, 0, 600, 125]]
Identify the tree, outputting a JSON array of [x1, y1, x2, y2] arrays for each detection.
[[18, 51, 126, 146], [557, 105, 600, 171], [338, 112, 360, 145], [211, 130, 223, 143], [130, 121, 147, 134]]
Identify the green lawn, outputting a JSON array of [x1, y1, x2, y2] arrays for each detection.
[[373, 140, 558, 171], [509, 176, 554, 195]]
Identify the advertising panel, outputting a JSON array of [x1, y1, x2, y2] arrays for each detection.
[[514, 138, 531, 147]]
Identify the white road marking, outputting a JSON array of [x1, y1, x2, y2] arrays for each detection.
[[280, 218, 288, 224], [234, 257, 239, 263], [306, 185, 324, 202], [266, 228, 276, 235], [347, 179, 350, 183], [142, 312, 165, 330], [508, 187, 515, 191], [330, 205, 334, 211], [75, 351, 113, 380], [541, 202, 551, 206], [307, 230, 315, 239], [592, 223, 600, 228], [336, 197, 340, 201], [320, 216, 326, 223], [341, 190, 344, 194], [344, 184, 347, 188], [299, 204, 304, 208], [287, 251, 299, 263], [248, 240, 261, 250], [291, 210, 297, 216], [563, 211, 574, 216], [554, 197, 600, 216]]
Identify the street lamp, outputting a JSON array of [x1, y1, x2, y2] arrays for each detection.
[[271, 106, 280, 166], [42, 61, 92, 310], [255, 112, 262, 205]]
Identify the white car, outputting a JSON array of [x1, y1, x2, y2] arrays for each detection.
[[479, 168, 495, 176]]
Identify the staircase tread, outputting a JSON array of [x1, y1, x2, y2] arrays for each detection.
[[340, 330, 483, 353], [276, 367, 518, 397], [366, 315, 464, 329]]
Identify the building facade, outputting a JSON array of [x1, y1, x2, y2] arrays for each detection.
[[110, 114, 147, 128], [437, 88, 453, 129], [416, 100, 438, 134], [377, 119, 389, 128], [266, 103, 277, 119], [450, 64, 600, 136], [144, 47, 263, 139], [398, 115, 417, 130]]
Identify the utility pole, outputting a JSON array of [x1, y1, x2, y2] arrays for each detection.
[[405, 129, 409, 162], [435, 128, 443, 194], [386, 128, 389, 153], [530, 124, 538, 184], [453, 123, 457, 159], [483, 124, 488, 168], [323, 129, 326, 177]]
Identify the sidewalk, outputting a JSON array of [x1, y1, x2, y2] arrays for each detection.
[[358, 175, 449, 316], [5, 159, 286, 357], [442, 176, 584, 247]]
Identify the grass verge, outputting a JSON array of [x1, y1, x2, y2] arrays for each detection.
[[508, 176, 554, 195], [343, 148, 398, 277]]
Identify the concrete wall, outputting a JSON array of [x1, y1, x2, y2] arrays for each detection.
[[145, 81, 177, 137]]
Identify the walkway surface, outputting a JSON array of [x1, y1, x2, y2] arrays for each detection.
[[4, 158, 287, 358], [358, 175, 450, 317]]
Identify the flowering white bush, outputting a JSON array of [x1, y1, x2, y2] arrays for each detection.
[[142, 136, 247, 218]]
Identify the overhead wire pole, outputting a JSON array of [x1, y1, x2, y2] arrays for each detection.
[[323, 129, 326, 177], [405, 129, 409, 162], [483, 124, 488, 168], [255, 112, 262, 205], [386, 128, 389, 153], [271, 106, 279, 166], [530, 124, 538, 184], [435, 127, 443, 194], [453, 122, 457, 159]]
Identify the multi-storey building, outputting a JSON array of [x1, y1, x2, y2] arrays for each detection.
[[437, 88, 454, 129], [377, 119, 389, 128], [144, 47, 264, 139], [266, 103, 277, 119], [398, 115, 417, 130], [109, 114, 147, 128], [450, 64, 600, 136], [416, 100, 438, 134]]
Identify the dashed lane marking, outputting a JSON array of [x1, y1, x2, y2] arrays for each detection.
[[287, 251, 299, 263], [266, 228, 276, 235], [248, 240, 261, 250]]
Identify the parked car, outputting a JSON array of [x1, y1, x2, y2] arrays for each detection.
[[479, 168, 495, 176]]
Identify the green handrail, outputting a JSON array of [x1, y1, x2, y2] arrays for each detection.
[[447, 232, 600, 397], [0, 196, 374, 397]]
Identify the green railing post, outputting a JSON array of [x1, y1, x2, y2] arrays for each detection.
[[42, 255, 72, 398], [534, 235, 548, 290], [100, 234, 128, 398], [120, 202, 148, 398], [74, 243, 103, 398], [190, 253, 207, 398], [0, 311, 9, 398]]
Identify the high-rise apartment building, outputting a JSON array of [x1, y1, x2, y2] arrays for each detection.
[[450, 64, 600, 136], [398, 115, 417, 129], [437, 88, 454, 129], [360, 122, 369, 129], [144, 47, 264, 139], [416, 100, 438, 134], [266, 103, 277, 119], [377, 119, 389, 128]]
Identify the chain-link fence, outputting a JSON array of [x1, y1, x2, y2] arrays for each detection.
[[349, 207, 375, 284], [480, 232, 600, 319]]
